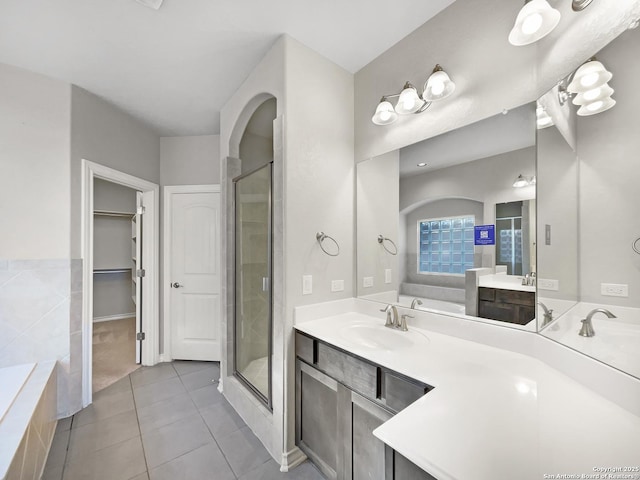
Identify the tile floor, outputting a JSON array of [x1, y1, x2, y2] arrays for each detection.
[[41, 361, 325, 480]]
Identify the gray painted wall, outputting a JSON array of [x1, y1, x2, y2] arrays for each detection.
[[160, 135, 220, 186]]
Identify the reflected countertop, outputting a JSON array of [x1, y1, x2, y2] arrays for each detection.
[[478, 273, 536, 293], [294, 311, 640, 480]]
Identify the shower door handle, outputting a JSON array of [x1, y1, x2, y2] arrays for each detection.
[[262, 277, 269, 292]]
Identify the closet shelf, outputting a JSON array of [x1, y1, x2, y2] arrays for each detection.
[[94, 268, 132, 274], [94, 210, 135, 218]]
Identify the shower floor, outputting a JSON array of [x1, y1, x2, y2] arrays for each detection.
[[240, 356, 269, 397]]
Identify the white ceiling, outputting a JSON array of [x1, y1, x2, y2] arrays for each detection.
[[399, 103, 536, 178], [0, 0, 455, 136]]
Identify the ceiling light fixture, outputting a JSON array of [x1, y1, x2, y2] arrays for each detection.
[[371, 65, 456, 125], [135, 0, 163, 10], [513, 174, 533, 188], [508, 0, 561, 46]]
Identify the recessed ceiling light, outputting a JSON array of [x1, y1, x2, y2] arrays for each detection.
[[417, 162, 427, 167]]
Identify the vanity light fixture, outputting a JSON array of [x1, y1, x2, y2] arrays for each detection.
[[559, 58, 616, 116], [513, 174, 533, 188], [371, 65, 456, 125], [508, 0, 561, 46]]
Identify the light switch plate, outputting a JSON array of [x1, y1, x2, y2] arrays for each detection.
[[601, 283, 628, 297], [538, 278, 559, 291], [363, 277, 374, 288], [331, 280, 344, 292], [302, 275, 312, 295], [384, 269, 392, 284]]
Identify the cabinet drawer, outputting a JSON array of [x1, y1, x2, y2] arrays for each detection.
[[494, 288, 535, 306], [380, 370, 430, 413], [316, 343, 378, 399]]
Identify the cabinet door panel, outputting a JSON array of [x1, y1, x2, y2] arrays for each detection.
[[352, 393, 393, 480]]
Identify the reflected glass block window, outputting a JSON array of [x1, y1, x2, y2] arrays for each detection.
[[419, 216, 475, 274]]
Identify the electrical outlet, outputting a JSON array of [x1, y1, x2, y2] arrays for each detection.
[[601, 283, 628, 297], [302, 275, 312, 295], [331, 280, 344, 292], [384, 269, 392, 284], [538, 278, 559, 291], [363, 277, 374, 288]]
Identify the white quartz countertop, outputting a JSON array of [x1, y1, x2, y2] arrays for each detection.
[[294, 312, 640, 480], [478, 274, 536, 293]]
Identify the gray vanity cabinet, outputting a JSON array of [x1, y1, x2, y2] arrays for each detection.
[[295, 331, 434, 480]]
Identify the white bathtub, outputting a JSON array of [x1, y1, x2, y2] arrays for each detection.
[[398, 294, 466, 315], [0, 361, 57, 480]]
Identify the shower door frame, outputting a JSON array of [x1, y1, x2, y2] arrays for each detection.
[[232, 161, 273, 410]]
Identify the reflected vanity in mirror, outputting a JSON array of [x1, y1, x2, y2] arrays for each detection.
[[357, 103, 538, 330], [537, 24, 640, 379]]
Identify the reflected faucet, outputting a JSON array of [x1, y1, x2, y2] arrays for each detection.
[[522, 272, 536, 286], [380, 304, 399, 329], [579, 308, 617, 337], [538, 301, 554, 327], [410, 298, 423, 309]]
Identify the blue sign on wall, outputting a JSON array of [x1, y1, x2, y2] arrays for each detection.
[[474, 225, 495, 245]]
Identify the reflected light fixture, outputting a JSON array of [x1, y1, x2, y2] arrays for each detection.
[[513, 174, 534, 188], [371, 65, 456, 125], [508, 0, 561, 46], [536, 103, 554, 129]]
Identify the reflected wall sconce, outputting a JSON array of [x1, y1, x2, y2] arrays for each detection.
[[508, 0, 595, 47], [558, 58, 616, 116], [513, 174, 535, 188], [536, 103, 554, 129], [371, 65, 456, 125]]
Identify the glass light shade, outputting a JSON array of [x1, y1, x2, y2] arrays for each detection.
[[572, 84, 614, 105], [577, 96, 616, 116], [513, 174, 529, 188], [395, 85, 423, 114], [508, 0, 561, 46], [371, 100, 398, 125], [424, 69, 455, 101], [567, 61, 613, 93], [536, 105, 554, 129]]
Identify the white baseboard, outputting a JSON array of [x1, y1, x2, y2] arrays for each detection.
[[92, 313, 136, 323], [280, 447, 307, 472]]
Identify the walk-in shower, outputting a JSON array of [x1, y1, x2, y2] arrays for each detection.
[[233, 162, 272, 408]]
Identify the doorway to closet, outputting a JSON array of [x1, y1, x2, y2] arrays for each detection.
[[92, 179, 141, 392], [81, 159, 160, 407]]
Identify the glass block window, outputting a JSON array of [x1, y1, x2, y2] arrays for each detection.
[[418, 216, 475, 274]]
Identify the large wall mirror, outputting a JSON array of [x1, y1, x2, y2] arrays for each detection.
[[537, 24, 640, 379], [357, 103, 538, 331]]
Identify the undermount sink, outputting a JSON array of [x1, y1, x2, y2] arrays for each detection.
[[339, 323, 428, 351]]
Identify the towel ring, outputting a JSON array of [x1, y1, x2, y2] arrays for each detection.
[[633, 237, 640, 255], [378, 235, 398, 255], [316, 232, 340, 257]]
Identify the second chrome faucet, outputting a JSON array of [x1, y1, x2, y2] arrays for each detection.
[[380, 304, 412, 331]]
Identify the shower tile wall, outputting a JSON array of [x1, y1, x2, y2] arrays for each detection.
[[0, 259, 82, 416]]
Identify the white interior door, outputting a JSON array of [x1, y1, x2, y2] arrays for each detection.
[[169, 188, 221, 360]]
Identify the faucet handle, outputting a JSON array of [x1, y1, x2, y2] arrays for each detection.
[[399, 314, 413, 332], [381, 304, 394, 327]]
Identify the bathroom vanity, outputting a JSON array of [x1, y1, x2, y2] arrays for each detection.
[[294, 302, 640, 480]]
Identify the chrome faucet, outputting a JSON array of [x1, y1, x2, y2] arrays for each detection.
[[522, 272, 536, 286], [380, 304, 399, 328], [579, 308, 617, 337], [538, 301, 554, 327], [410, 298, 423, 309]]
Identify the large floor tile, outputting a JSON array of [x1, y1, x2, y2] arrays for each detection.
[[130, 363, 177, 388], [172, 360, 218, 377], [95, 375, 132, 396], [217, 426, 272, 477], [55, 416, 73, 433], [41, 460, 64, 480], [66, 409, 140, 462], [136, 392, 198, 435], [148, 443, 235, 480], [73, 389, 135, 427], [188, 384, 224, 410], [200, 399, 246, 438], [44, 428, 70, 469], [133, 376, 186, 409], [178, 366, 219, 392], [63, 436, 146, 480], [129, 472, 149, 480], [141, 412, 214, 469], [238, 460, 326, 480]]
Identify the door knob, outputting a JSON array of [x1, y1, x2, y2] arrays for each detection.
[[171, 282, 183, 288]]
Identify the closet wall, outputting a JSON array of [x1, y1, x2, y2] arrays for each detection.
[[93, 179, 137, 321]]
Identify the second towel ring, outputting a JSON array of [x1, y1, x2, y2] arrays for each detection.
[[316, 232, 340, 257], [378, 235, 398, 255], [633, 237, 640, 255]]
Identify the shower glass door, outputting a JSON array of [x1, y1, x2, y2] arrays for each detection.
[[234, 163, 272, 408]]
